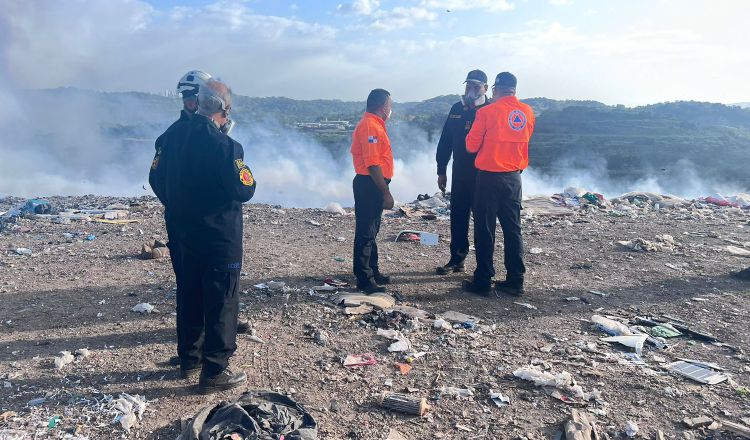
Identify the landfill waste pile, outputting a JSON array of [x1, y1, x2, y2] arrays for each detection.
[[0, 192, 749, 439]]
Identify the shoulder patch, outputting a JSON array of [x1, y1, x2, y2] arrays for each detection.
[[508, 109, 527, 131], [367, 135, 378, 144], [234, 158, 245, 170], [151, 153, 160, 170], [449, 114, 462, 119], [239, 168, 254, 186]]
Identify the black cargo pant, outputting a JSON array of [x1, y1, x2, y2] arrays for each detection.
[[353, 174, 388, 285], [171, 240, 239, 376], [448, 169, 477, 264], [473, 170, 525, 286]]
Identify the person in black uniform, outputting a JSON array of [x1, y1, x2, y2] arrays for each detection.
[[156, 71, 250, 370], [149, 79, 257, 394], [435, 70, 490, 275]]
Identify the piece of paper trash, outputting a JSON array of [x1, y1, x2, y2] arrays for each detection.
[[131, 303, 154, 314], [601, 334, 648, 355], [667, 360, 728, 385], [514, 302, 538, 310], [489, 391, 510, 407], [343, 353, 377, 368]]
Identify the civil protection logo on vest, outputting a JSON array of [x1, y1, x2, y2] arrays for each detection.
[[508, 109, 527, 131]]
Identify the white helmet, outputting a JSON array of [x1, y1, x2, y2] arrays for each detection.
[[177, 70, 212, 98]]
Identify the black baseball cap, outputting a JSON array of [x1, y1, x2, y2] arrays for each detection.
[[494, 72, 517, 88], [464, 69, 488, 84]]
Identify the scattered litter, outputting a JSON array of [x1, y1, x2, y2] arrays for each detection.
[[726, 245, 750, 257], [529, 247, 543, 254], [683, 416, 713, 428], [513, 366, 601, 405], [266, 281, 286, 290], [131, 303, 154, 314], [54, 351, 75, 370], [178, 391, 317, 440], [440, 310, 480, 324], [112, 393, 147, 432], [439, 386, 474, 399], [667, 360, 728, 384], [624, 420, 639, 437], [601, 335, 648, 355], [312, 284, 337, 291], [28, 397, 46, 407], [514, 301, 538, 310], [650, 325, 682, 338], [588, 290, 607, 297], [343, 353, 377, 368], [432, 318, 451, 330], [387, 338, 413, 353], [333, 293, 395, 312], [565, 409, 599, 440], [591, 315, 633, 336], [47, 415, 61, 429], [306, 220, 322, 226], [380, 392, 429, 416], [140, 240, 169, 260], [394, 363, 412, 375], [489, 391, 510, 408], [565, 297, 580, 302], [14, 248, 32, 256], [395, 230, 439, 246]]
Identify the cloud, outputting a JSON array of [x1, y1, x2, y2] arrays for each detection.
[[337, 0, 381, 15], [419, 0, 513, 12], [0, 0, 748, 105], [548, 0, 572, 5]]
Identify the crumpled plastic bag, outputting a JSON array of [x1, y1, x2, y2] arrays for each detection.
[[178, 390, 318, 440]]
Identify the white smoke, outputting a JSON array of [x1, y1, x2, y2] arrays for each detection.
[[0, 85, 744, 206]]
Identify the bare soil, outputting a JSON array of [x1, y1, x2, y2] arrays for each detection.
[[1, 195, 749, 439]]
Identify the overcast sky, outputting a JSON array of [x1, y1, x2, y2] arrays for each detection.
[[1, 0, 748, 105]]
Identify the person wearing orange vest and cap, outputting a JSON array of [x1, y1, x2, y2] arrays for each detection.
[[350, 89, 395, 293], [462, 72, 535, 297]]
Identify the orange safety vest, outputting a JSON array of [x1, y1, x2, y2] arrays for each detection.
[[466, 96, 535, 172], [350, 112, 394, 179]]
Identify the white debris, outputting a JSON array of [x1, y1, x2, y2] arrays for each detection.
[[513, 365, 601, 402], [324, 202, 346, 215], [54, 351, 74, 370], [513, 301, 538, 310], [591, 315, 633, 336], [726, 245, 750, 257], [131, 303, 154, 314], [388, 338, 413, 353], [624, 421, 639, 437], [529, 247, 543, 254], [75, 348, 91, 359], [112, 393, 147, 432]]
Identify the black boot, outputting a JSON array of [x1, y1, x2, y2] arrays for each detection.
[[462, 279, 491, 296], [180, 364, 200, 380], [237, 319, 252, 334], [436, 260, 465, 275], [373, 272, 391, 285], [357, 280, 386, 294], [495, 277, 524, 296], [198, 368, 247, 394]]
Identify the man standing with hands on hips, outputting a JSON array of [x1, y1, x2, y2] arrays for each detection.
[[462, 72, 535, 297], [350, 89, 394, 294]]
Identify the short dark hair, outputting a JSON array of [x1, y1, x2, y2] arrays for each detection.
[[366, 89, 391, 113]]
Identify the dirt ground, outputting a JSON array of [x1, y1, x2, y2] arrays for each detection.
[[1, 195, 749, 439]]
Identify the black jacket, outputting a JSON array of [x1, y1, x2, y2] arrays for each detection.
[[435, 97, 490, 178], [149, 113, 256, 267]]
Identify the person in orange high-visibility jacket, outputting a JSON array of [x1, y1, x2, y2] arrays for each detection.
[[462, 72, 535, 297], [350, 88, 395, 294]]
